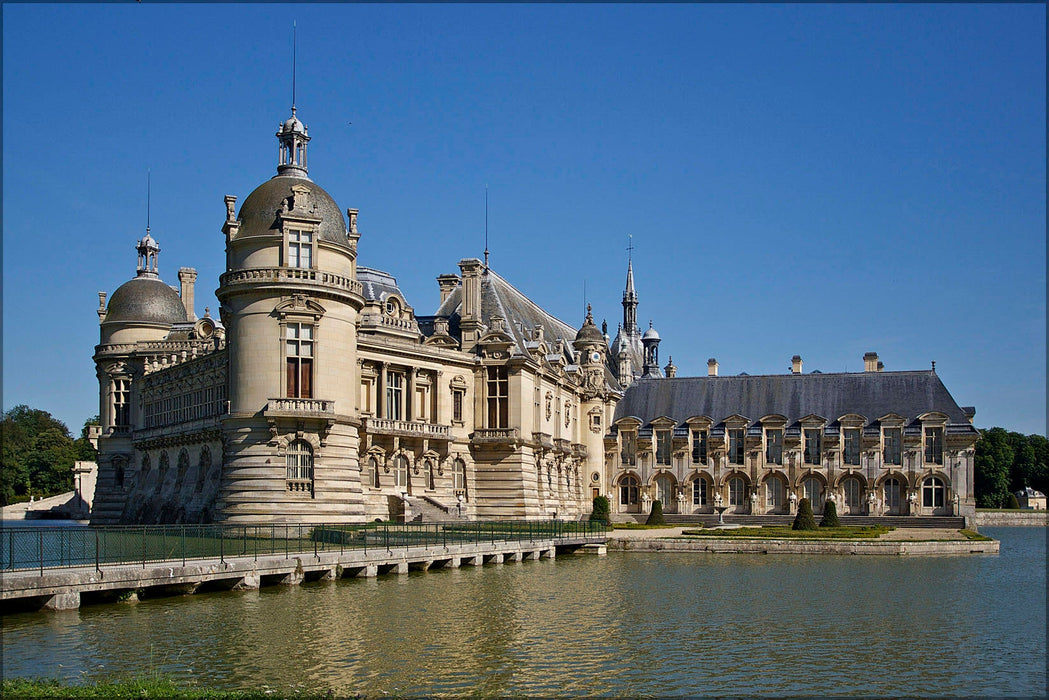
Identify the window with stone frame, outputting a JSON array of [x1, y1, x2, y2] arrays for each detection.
[[691, 429, 708, 464], [386, 371, 404, 421], [453, 389, 464, 423], [765, 428, 783, 465], [883, 478, 902, 508], [728, 476, 746, 506], [486, 366, 509, 429], [286, 440, 313, 493], [287, 229, 313, 269], [453, 458, 467, 497], [804, 428, 822, 466], [619, 474, 639, 506], [728, 428, 745, 465], [394, 454, 410, 490], [113, 378, 131, 427], [924, 427, 944, 465], [195, 446, 211, 492], [883, 427, 902, 466], [922, 476, 945, 507], [656, 429, 672, 466], [285, 323, 314, 399], [692, 478, 707, 506], [843, 428, 862, 466], [621, 431, 637, 466]]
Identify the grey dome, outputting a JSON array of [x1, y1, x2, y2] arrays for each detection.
[[104, 276, 187, 325], [280, 115, 306, 135], [237, 175, 349, 248], [642, 326, 660, 341]]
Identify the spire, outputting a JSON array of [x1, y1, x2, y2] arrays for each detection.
[[622, 238, 638, 336], [276, 23, 310, 177], [136, 170, 159, 278]]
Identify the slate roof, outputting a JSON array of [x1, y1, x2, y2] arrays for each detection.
[[358, 267, 408, 304], [104, 276, 187, 325], [236, 174, 349, 248], [613, 370, 977, 432]]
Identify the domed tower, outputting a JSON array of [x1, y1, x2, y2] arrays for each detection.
[[215, 108, 366, 524], [641, 322, 662, 378], [92, 233, 190, 523], [573, 305, 607, 398]]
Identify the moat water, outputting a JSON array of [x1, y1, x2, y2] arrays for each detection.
[[2, 527, 1045, 697]]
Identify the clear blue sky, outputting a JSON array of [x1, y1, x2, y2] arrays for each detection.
[[3, 4, 1046, 436]]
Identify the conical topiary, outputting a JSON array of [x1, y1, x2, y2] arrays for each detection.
[[590, 495, 611, 526], [645, 499, 666, 526], [1006, 492, 1021, 510], [820, 498, 840, 527], [792, 497, 817, 530]]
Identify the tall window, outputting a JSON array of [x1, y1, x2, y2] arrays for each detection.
[[287, 229, 313, 269], [765, 429, 783, 464], [619, 475, 639, 506], [655, 475, 673, 505], [426, 459, 436, 490], [452, 389, 464, 422], [656, 429, 672, 466], [728, 476, 746, 506], [369, 456, 380, 488], [386, 371, 404, 420], [844, 428, 861, 466], [802, 477, 822, 509], [728, 429, 745, 465], [884, 478, 901, 508], [621, 432, 637, 466], [175, 449, 189, 491], [157, 451, 169, 493], [285, 323, 313, 399], [766, 476, 785, 511], [922, 477, 945, 508], [843, 477, 862, 509], [691, 429, 708, 464], [113, 379, 130, 426], [286, 440, 313, 493], [924, 427, 944, 465], [804, 429, 822, 465], [486, 366, 509, 428], [692, 479, 707, 506], [884, 427, 902, 466], [394, 455, 409, 490], [453, 458, 467, 499]]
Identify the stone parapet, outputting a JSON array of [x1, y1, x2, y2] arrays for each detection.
[[606, 536, 999, 556], [974, 511, 1048, 527]]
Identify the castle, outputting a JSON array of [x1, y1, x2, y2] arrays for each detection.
[[90, 107, 981, 526]]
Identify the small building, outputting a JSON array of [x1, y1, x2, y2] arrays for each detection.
[[1015, 487, 1046, 510]]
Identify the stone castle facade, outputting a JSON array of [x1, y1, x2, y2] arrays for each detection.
[[90, 108, 980, 526]]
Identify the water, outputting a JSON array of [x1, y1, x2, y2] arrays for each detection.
[[2, 527, 1045, 696]]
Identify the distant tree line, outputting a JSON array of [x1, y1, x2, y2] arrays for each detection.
[[1, 405, 98, 506], [974, 427, 1048, 508]]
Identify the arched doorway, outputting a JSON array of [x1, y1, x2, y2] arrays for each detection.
[[802, 476, 824, 514], [764, 475, 786, 514], [727, 475, 748, 513], [882, 477, 903, 515], [922, 476, 947, 515], [690, 477, 710, 513], [394, 454, 410, 493], [842, 476, 863, 515], [618, 474, 640, 514], [655, 474, 676, 513]]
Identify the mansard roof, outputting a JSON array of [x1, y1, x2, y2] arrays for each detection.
[[613, 370, 977, 432], [358, 266, 408, 304]]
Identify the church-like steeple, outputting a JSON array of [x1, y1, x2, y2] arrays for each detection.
[[622, 258, 638, 336]]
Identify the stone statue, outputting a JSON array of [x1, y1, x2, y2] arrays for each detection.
[[714, 491, 723, 508]]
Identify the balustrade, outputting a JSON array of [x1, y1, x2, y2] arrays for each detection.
[[220, 267, 363, 296], [363, 416, 450, 439]]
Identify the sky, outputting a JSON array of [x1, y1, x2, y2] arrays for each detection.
[[2, 4, 1046, 436]]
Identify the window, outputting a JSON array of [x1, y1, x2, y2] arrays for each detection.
[[883, 478, 901, 508], [394, 454, 409, 490], [427, 459, 436, 490], [656, 429, 672, 466], [285, 324, 313, 399], [728, 476, 746, 506], [157, 451, 169, 493], [692, 479, 707, 506], [802, 477, 822, 506], [922, 477, 945, 508], [140, 454, 151, 485], [175, 449, 189, 491], [765, 429, 783, 464], [691, 429, 708, 464], [287, 229, 313, 269], [621, 431, 637, 466], [286, 440, 313, 493], [728, 428, 745, 465], [884, 427, 902, 466], [843, 477, 862, 509], [619, 474, 639, 506], [113, 379, 130, 426], [453, 458, 467, 499], [655, 475, 673, 505], [486, 366, 509, 428], [452, 389, 464, 423], [766, 476, 785, 510], [386, 371, 403, 420], [924, 427, 944, 465], [369, 456, 380, 488], [844, 428, 861, 466], [804, 429, 822, 465]]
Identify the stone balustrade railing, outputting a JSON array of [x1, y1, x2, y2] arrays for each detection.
[[472, 428, 522, 444], [220, 267, 363, 296], [266, 398, 335, 415], [363, 417, 450, 439]]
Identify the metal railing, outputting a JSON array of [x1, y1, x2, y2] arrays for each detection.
[[1, 520, 609, 573]]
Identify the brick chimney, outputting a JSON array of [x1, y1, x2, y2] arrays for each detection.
[[791, 355, 803, 374], [707, 358, 719, 377]]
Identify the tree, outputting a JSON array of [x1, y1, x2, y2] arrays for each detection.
[[974, 428, 1013, 508], [645, 499, 666, 526], [792, 498, 817, 530], [819, 499, 840, 527], [0, 405, 83, 506], [589, 495, 611, 526], [1006, 492, 1021, 510]]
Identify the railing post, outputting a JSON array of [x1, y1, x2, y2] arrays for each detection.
[[95, 529, 101, 572]]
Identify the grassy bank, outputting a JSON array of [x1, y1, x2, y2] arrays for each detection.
[[1, 677, 334, 699]]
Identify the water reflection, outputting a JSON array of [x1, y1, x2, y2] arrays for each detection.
[[2, 529, 1044, 696]]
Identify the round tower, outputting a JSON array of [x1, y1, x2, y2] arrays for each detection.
[[215, 108, 366, 524]]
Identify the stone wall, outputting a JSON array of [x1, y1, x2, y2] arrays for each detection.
[[974, 510, 1048, 527]]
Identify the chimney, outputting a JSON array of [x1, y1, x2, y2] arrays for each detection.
[[707, 358, 719, 377], [457, 258, 484, 346], [791, 355, 803, 374], [178, 268, 197, 322], [864, 352, 879, 372], [437, 274, 460, 304], [97, 291, 107, 323], [664, 356, 677, 378]]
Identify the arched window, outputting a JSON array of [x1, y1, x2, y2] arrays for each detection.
[[115, 457, 126, 490], [655, 474, 673, 506], [765, 476, 785, 511], [139, 453, 151, 486], [922, 477, 945, 508], [157, 451, 170, 493], [884, 478, 901, 509], [619, 475, 639, 507], [394, 454, 409, 490], [453, 459, 468, 501], [427, 459, 436, 490], [728, 476, 746, 506], [286, 440, 313, 493], [195, 446, 211, 493], [369, 456, 381, 488], [692, 478, 707, 506], [175, 449, 189, 491], [802, 477, 823, 512]]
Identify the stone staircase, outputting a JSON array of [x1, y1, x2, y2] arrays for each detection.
[[403, 494, 468, 522], [629, 513, 967, 529]]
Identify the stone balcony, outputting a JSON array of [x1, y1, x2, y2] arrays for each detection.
[[362, 416, 450, 440], [220, 267, 363, 297], [264, 398, 336, 419], [471, 428, 522, 447]]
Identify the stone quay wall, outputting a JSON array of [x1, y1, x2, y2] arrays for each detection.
[[974, 510, 1047, 527], [607, 537, 999, 556]]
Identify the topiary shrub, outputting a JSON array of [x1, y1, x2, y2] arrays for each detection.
[[1006, 492, 1021, 510], [590, 495, 611, 526], [792, 498, 817, 530], [645, 499, 666, 526], [819, 499, 840, 527]]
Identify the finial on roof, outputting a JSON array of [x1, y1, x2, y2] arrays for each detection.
[[931, 360, 936, 372]]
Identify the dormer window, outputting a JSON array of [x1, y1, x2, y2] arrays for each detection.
[[288, 229, 313, 269], [385, 298, 399, 316]]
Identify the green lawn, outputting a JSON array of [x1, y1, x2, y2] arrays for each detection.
[[0, 677, 333, 699]]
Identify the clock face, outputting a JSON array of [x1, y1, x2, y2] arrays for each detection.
[[590, 352, 601, 362]]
